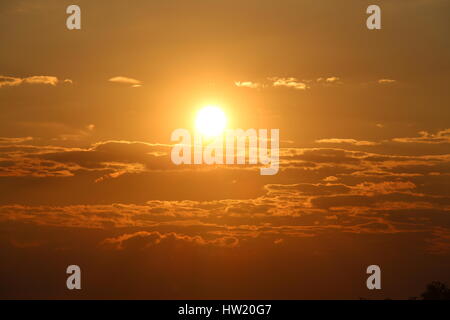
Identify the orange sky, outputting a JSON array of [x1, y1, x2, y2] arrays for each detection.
[[0, 0, 449, 299]]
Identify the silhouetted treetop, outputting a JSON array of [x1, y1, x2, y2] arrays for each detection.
[[421, 281, 450, 300]]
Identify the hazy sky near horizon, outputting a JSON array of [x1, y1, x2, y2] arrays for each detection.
[[0, 0, 449, 299]]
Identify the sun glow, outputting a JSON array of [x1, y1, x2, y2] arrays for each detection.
[[195, 106, 227, 138]]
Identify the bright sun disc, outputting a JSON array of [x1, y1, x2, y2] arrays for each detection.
[[195, 106, 227, 137]]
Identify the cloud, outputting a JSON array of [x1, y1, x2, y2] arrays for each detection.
[[265, 183, 351, 196], [0, 138, 449, 247], [316, 76, 342, 84], [234, 77, 309, 90], [325, 76, 340, 83], [0, 139, 449, 254], [0, 137, 33, 144], [0, 76, 23, 87], [0, 139, 172, 178], [234, 76, 344, 90], [392, 129, 450, 144], [108, 76, 142, 87], [352, 181, 417, 196], [23, 76, 58, 86], [101, 231, 239, 250], [378, 79, 397, 84], [234, 81, 262, 89], [0, 174, 448, 254], [234, 76, 405, 90], [315, 138, 379, 146], [0, 75, 68, 88], [323, 176, 339, 182], [270, 77, 308, 90], [1, 134, 449, 185]]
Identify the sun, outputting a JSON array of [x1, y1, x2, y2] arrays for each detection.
[[195, 106, 227, 138]]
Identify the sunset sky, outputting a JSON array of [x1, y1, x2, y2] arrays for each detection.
[[1, 0, 449, 299]]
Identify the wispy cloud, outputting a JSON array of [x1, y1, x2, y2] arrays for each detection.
[[108, 76, 142, 87], [378, 79, 397, 84], [315, 138, 379, 146], [316, 76, 342, 84], [0, 137, 33, 144], [102, 231, 239, 250], [235, 75, 343, 90], [270, 77, 308, 90], [234, 81, 262, 89], [0, 75, 69, 88], [393, 129, 450, 144]]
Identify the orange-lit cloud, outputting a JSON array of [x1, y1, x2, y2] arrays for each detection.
[[0, 75, 70, 88], [378, 79, 397, 84], [270, 77, 308, 90], [102, 231, 239, 249], [234, 81, 262, 89], [235, 76, 345, 90], [393, 129, 450, 144], [108, 76, 143, 87], [317, 76, 342, 84], [315, 138, 379, 146]]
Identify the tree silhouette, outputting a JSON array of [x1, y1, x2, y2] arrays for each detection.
[[421, 281, 450, 300]]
